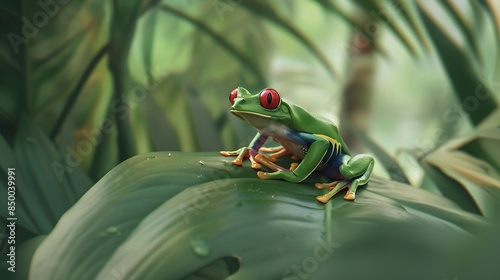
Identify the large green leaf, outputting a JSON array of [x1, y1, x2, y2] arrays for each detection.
[[31, 152, 490, 279], [418, 3, 498, 126], [423, 127, 500, 219], [0, 131, 38, 234], [0, 116, 92, 235], [88, 115, 120, 181]]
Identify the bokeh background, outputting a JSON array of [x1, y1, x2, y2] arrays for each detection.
[[1, 0, 499, 182]]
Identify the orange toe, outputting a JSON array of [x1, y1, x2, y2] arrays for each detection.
[[257, 171, 268, 179], [315, 195, 329, 204], [343, 191, 355, 201]]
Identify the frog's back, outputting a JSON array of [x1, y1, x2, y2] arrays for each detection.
[[287, 101, 351, 155]]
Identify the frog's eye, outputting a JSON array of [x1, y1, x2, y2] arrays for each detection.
[[259, 88, 281, 109], [229, 88, 238, 105]]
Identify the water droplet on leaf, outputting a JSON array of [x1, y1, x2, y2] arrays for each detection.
[[191, 237, 210, 257], [146, 156, 157, 160], [199, 160, 205, 165], [168, 153, 172, 157], [106, 227, 121, 235]]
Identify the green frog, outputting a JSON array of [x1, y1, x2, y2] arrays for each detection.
[[221, 87, 374, 203]]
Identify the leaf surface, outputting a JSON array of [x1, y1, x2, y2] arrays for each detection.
[[31, 152, 488, 279]]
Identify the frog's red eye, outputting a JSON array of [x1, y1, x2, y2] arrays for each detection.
[[229, 88, 238, 105], [259, 88, 281, 109]]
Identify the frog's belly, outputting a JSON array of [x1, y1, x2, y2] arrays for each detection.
[[274, 138, 308, 159], [256, 124, 308, 159]]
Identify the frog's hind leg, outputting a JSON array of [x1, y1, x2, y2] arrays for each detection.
[[255, 154, 289, 172], [316, 181, 350, 203], [340, 154, 375, 201], [255, 154, 300, 179]]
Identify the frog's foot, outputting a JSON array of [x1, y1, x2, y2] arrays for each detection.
[[256, 160, 299, 179], [336, 154, 375, 201], [343, 189, 356, 201], [257, 171, 269, 179], [315, 181, 351, 204], [315, 181, 342, 190], [220, 148, 246, 166], [219, 150, 240, 157], [220, 148, 261, 169], [256, 170, 302, 183], [255, 154, 288, 172]]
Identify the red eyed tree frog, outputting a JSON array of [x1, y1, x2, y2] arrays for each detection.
[[220, 87, 374, 203]]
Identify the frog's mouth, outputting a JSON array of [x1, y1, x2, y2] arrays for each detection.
[[230, 110, 273, 130]]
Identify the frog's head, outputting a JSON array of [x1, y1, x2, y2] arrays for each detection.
[[228, 87, 293, 130]]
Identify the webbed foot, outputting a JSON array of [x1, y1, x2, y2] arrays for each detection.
[[220, 148, 262, 169], [289, 162, 299, 171], [257, 171, 269, 179], [315, 180, 351, 204], [315, 181, 341, 190], [317, 154, 374, 203], [343, 190, 356, 201]]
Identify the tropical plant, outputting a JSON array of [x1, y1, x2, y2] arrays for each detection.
[[0, 0, 499, 279]]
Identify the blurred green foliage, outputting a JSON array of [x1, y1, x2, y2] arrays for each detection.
[[0, 0, 499, 279]]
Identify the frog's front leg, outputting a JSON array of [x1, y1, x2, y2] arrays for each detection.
[[316, 154, 374, 203], [257, 137, 330, 183], [220, 133, 268, 169]]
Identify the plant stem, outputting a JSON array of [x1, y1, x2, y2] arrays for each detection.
[[50, 42, 110, 141]]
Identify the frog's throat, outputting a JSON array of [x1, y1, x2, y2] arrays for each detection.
[[230, 110, 271, 119]]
